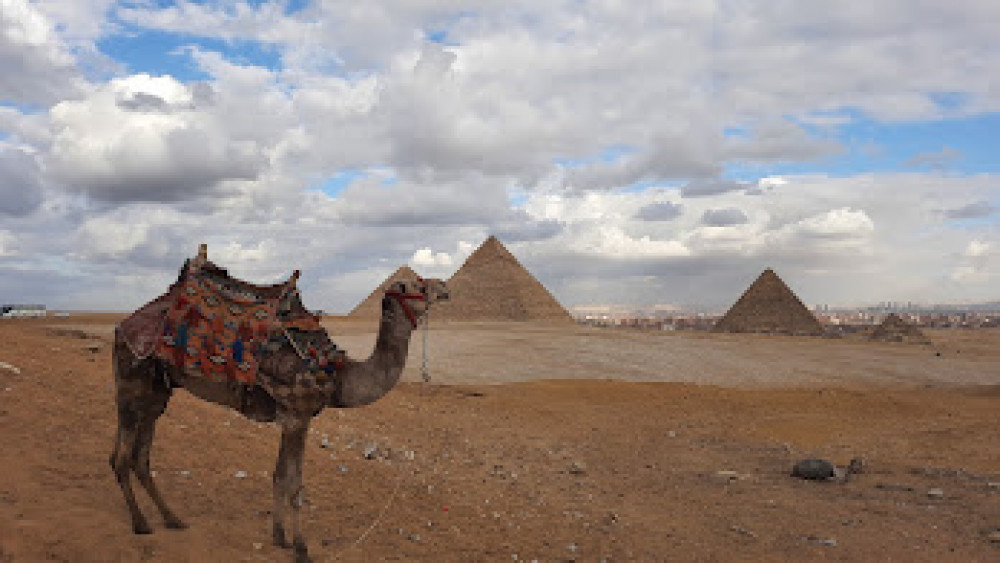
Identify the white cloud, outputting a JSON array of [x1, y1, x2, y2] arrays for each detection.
[[0, 146, 44, 216], [951, 239, 998, 283], [0, 230, 17, 256], [1, 1, 999, 311], [46, 73, 264, 203], [0, 0, 86, 105], [411, 247, 454, 268]]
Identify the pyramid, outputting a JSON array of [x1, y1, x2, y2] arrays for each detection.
[[712, 268, 824, 335], [348, 265, 421, 319], [869, 313, 930, 344], [432, 236, 573, 322]]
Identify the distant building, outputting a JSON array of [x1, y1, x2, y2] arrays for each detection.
[[1, 304, 46, 318]]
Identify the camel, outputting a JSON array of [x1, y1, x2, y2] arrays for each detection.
[[110, 246, 447, 562]]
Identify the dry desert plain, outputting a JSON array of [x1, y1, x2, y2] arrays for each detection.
[[1, 315, 999, 561]]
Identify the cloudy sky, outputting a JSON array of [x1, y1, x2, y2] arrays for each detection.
[[1, 0, 998, 313]]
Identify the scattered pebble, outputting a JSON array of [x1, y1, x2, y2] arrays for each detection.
[[407, 533, 421, 542], [927, 488, 944, 499], [568, 461, 587, 475], [0, 362, 21, 374], [337, 465, 348, 473], [321, 436, 331, 448], [363, 444, 379, 460], [180, 470, 190, 477], [987, 530, 1000, 543], [666, 430, 677, 437], [987, 482, 1000, 490], [805, 535, 837, 547], [875, 483, 915, 492], [567, 543, 578, 553], [234, 470, 248, 479], [730, 524, 757, 538], [716, 470, 749, 482], [252, 542, 263, 550]]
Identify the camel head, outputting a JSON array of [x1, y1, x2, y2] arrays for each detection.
[[382, 277, 448, 328]]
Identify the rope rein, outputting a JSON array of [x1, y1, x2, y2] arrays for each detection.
[[421, 303, 430, 383], [330, 282, 436, 560]]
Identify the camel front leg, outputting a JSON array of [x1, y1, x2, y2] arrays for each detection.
[[273, 411, 311, 561]]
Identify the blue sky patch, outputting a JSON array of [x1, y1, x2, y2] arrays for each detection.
[[98, 27, 283, 82], [726, 111, 1000, 181], [311, 169, 365, 196]]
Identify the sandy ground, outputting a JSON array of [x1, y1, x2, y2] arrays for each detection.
[[1, 316, 999, 561]]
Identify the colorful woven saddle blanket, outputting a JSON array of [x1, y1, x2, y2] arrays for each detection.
[[119, 258, 340, 386]]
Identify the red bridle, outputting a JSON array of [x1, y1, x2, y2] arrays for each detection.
[[385, 287, 426, 328]]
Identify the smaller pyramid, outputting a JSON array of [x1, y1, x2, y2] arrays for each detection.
[[348, 265, 421, 319], [712, 268, 824, 336], [433, 236, 573, 322], [869, 313, 930, 344]]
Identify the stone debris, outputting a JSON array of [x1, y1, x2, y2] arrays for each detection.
[[252, 542, 263, 550], [716, 470, 749, 482], [730, 524, 757, 538], [337, 465, 348, 473], [987, 482, 1000, 490], [568, 461, 587, 475], [0, 362, 21, 374], [926, 488, 944, 499], [791, 459, 835, 481], [180, 470, 191, 477], [805, 535, 837, 547], [875, 483, 915, 492], [987, 530, 1000, 543], [321, 436, 332, 448], [566, 542, 579, 553], [84, 343, 103, 353], [363, 443, 379, 460], [234, 470, 248, 479]]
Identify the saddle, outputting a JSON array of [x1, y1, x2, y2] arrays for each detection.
[[118, 249, 341, 386]]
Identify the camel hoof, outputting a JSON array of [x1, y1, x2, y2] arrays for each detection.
[[272, 523, 289, 548], [133, 520, 153, 535], [293, 542, 311, 563], [164, 517, 188, 530]]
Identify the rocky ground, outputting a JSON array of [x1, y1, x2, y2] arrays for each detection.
[[1, 316, 999, 561]]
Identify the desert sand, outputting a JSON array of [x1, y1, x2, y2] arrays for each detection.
[[1, 316, 999, 561]]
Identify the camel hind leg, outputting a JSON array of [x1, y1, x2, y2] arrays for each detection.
[[110, 336, 179, 533], [132, 363, 186, 529]]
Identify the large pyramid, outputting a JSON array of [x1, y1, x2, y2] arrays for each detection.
[[869, 313, 930, 344], [348, 265, 421, 319], [712, 268, 824, 336], [433, 236, 573, 322]]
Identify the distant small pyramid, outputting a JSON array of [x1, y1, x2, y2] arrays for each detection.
[[870, 313, 930, 344], [348, 265, 421, 319], [712, 268, 824, 335], [433, 236, 573, 322]]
